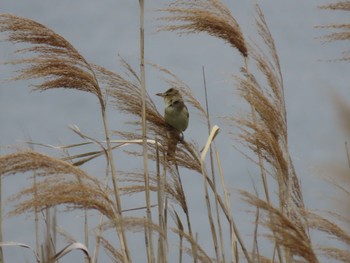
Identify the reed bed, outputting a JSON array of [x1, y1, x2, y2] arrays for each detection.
[[0, 0, 349, 262]]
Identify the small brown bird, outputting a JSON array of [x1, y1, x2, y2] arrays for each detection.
[[157, 88, 189, 160], [156, 88, 189, 133]]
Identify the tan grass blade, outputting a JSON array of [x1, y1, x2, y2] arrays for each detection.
[[156, 140, 167, 263], [213, 145, 239, 261], [169, 208, 185, 263], [202, 66, 226, 263], [171, 228, 212, 263], [200, 126, 221, 262], [99, 236, 123, 263], [200, 125, 220, 162], [51, 242, 91, 263], [200, 126, 253, 262], [0, 241, 40, 263], [26, 141, 93, 150]]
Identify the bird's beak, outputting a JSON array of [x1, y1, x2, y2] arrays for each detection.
[[156, 92, 165, 97]]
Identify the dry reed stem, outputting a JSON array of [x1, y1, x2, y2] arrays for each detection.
[[99, 236, 123, 263], [156, 141, 167, 263], [202, 66, 226, 263], [0, 242, 40, 263], [214, 145, 239, 261], [169, 209, 185, 263], [139, 1, 155, 261], [171, 228, 212, 263], [200, 126, 221, 262], [158, 0, 248, 57], [50, 242, 91, 263]]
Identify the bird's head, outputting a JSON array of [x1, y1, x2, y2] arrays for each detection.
[[156, 88, 183, 106]]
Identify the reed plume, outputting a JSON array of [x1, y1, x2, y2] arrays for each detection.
[[158, 0, 248, 58], [0, 14, 103, 100], [0, 151, 116, 219], [317, 1, 350, 61]]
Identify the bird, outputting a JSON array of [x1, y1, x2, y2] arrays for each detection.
[[156, 88, 189, 160], [156, 88, 189, 134]]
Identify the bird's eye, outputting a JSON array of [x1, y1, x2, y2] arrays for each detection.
[[167, 88, 174, 93]]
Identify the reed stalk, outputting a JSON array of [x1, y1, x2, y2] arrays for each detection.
[[0, 177, 3, 263], [202, 66, 226, 263], [100, 107, 131, 262], [139, 0, 155, 261]]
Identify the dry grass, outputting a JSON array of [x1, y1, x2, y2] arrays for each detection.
[[0, 1, 349, 263]]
